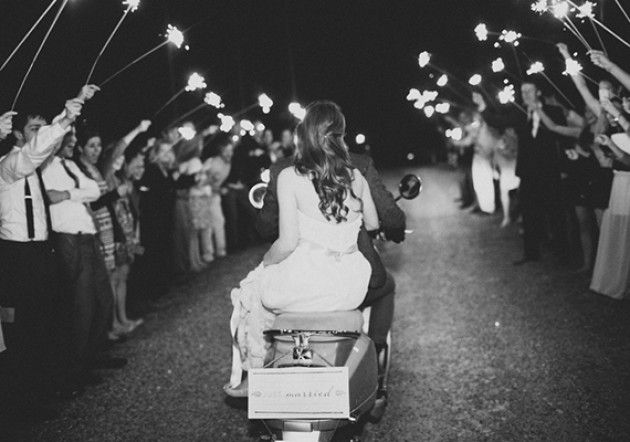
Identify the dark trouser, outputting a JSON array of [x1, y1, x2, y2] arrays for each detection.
[[222, 187, 259, 251], [52, 233, 113, 375], [360, 272, 395, 346], [519, 178, 568, 259], [0, 240, 60, 408], [459, 150, 475, 207]]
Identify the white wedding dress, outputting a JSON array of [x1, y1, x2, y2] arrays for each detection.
[[228, 202, 371, 387]]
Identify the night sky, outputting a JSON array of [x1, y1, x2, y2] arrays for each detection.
[[1, 0, 628, 165]]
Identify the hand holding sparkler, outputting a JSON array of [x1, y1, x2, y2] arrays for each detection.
[[137, 119, 152, 133], [63, 99, 85, 123], [0, 111, 18, 140], [77, 85, 101, 103], [589, 50, 615, 72], [471, 92, 487, 111]]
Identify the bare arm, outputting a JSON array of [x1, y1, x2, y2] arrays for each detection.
[[263, 169, 299, 267], [536, 107, 582, 138], [557, 43, 601, 115], [590, 50, 630, 93]]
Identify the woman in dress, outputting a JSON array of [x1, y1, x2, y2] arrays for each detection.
[[224, 101, 379, 396]]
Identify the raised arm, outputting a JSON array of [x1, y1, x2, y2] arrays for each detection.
[[557, 43, 601, 115], [535, 106, 582, 138], [100, 119, 151, 181], [590, 50, 630, 94], [0, 87, 98, 189]]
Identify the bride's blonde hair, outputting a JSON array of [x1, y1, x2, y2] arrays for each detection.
[[294, 101, 361, 223]]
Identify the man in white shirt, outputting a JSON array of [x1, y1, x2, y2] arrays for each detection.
[[42, 128, 121, 383], [0, 86, 98, 420]]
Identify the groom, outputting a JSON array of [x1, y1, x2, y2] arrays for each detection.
[[256, 149, 406, 415]]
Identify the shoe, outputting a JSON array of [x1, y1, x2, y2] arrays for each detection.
[[89, 356, 128, 370], [223, 379, 248, 398], [513, 256, 539, 266], [122, 318, 144, 333]]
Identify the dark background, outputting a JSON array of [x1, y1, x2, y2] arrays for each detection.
[[1, 0, 628, 166]]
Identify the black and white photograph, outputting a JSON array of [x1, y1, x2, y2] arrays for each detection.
[[1, 0, 629, 440]]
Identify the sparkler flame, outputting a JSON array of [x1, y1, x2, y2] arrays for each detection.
[[474, 23, 489, 41], [423, 106, 435, 118], [436, 103, 451, 114], [422, 90, 439, 102], [437, 74, 448, 87], [446, 127, 463, 141], [492, 57, 506, 73], [468, 74, 482, 86], [178, 125, 196, 141], [240, 119, 255, 132], [407, 88, 422, 101], [166, 25, 185, 49], [576, 1, 595, 19], [204, 92, 224, 109], [123, 0, 140, 12], [218, 114, 236, 133], [418, 51, 431, 68], [185, 73, 206, 91], [531, 0, 549, 14], [500, 29, 522, 46], [552, 1, 570, 19], [355, 134, 366, 145], [288, 102, 306, 121], [563, 58, 583, 76], [526, 61, 546, 75], [498, 84, 516, 104], [258, 93, 274, 109]]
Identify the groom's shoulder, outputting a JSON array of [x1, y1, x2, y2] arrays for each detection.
[[349, 152, 373, 174]]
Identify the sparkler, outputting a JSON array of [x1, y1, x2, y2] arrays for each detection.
[[218, 114, 236, 132], [498, 84, 515, 104], [474, 23, 489, 41], [435, 103, 451, 114], [437, 74, 448, 87], [531, 0, 549, 14], [446, 127, 463, 141], [563, 57, 583, 76], [289, 102, 306, 121], [526, 61, 545, 75], [85, 0, 140, 85], [11, 0, 70, 111], [499, 29, 522, 46], [355, 134, 366, 145], [468, 74, 482, 86], [168, 91, 224, 128], [612, 0, 630, 25], [99, 24, 186, 87], [178, 125, 196, 141], [153, 72, 207, 117], [492, 57, 506, 73], [567, 0, 630, 50], [406, 88, 422, 101], [0, 0, 58, 73], [418, 51, 431, 68], [423, 106, 435, 118], [258, 93, 274, 114]]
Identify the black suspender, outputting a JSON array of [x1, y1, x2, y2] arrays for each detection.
[[23, 167, 52, 240]]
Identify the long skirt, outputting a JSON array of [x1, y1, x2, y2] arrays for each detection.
[[590, 170, 630, 299], [472, 153, 496, 213]]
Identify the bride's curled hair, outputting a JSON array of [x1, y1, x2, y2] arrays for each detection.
[[294, 101, 360, 223]]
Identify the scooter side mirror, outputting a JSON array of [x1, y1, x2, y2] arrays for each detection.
[[398, 174, 422, 200], [249, 182, 268, 209]]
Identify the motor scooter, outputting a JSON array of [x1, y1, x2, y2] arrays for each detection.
[[247, 173, 422, 442]]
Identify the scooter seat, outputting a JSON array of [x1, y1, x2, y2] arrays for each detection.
[[272, 310, 363, 333]]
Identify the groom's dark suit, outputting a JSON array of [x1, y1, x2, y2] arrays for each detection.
[[256, 153, 406, 345]]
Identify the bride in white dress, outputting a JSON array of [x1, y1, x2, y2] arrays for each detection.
[[225, 101, 379, 396]]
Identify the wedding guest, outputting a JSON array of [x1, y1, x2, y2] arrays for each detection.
[[203, 134, 234, 259], [0, 89, 92, 420]]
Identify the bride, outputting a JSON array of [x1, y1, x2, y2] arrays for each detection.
[[225, 101, 379, 396]]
